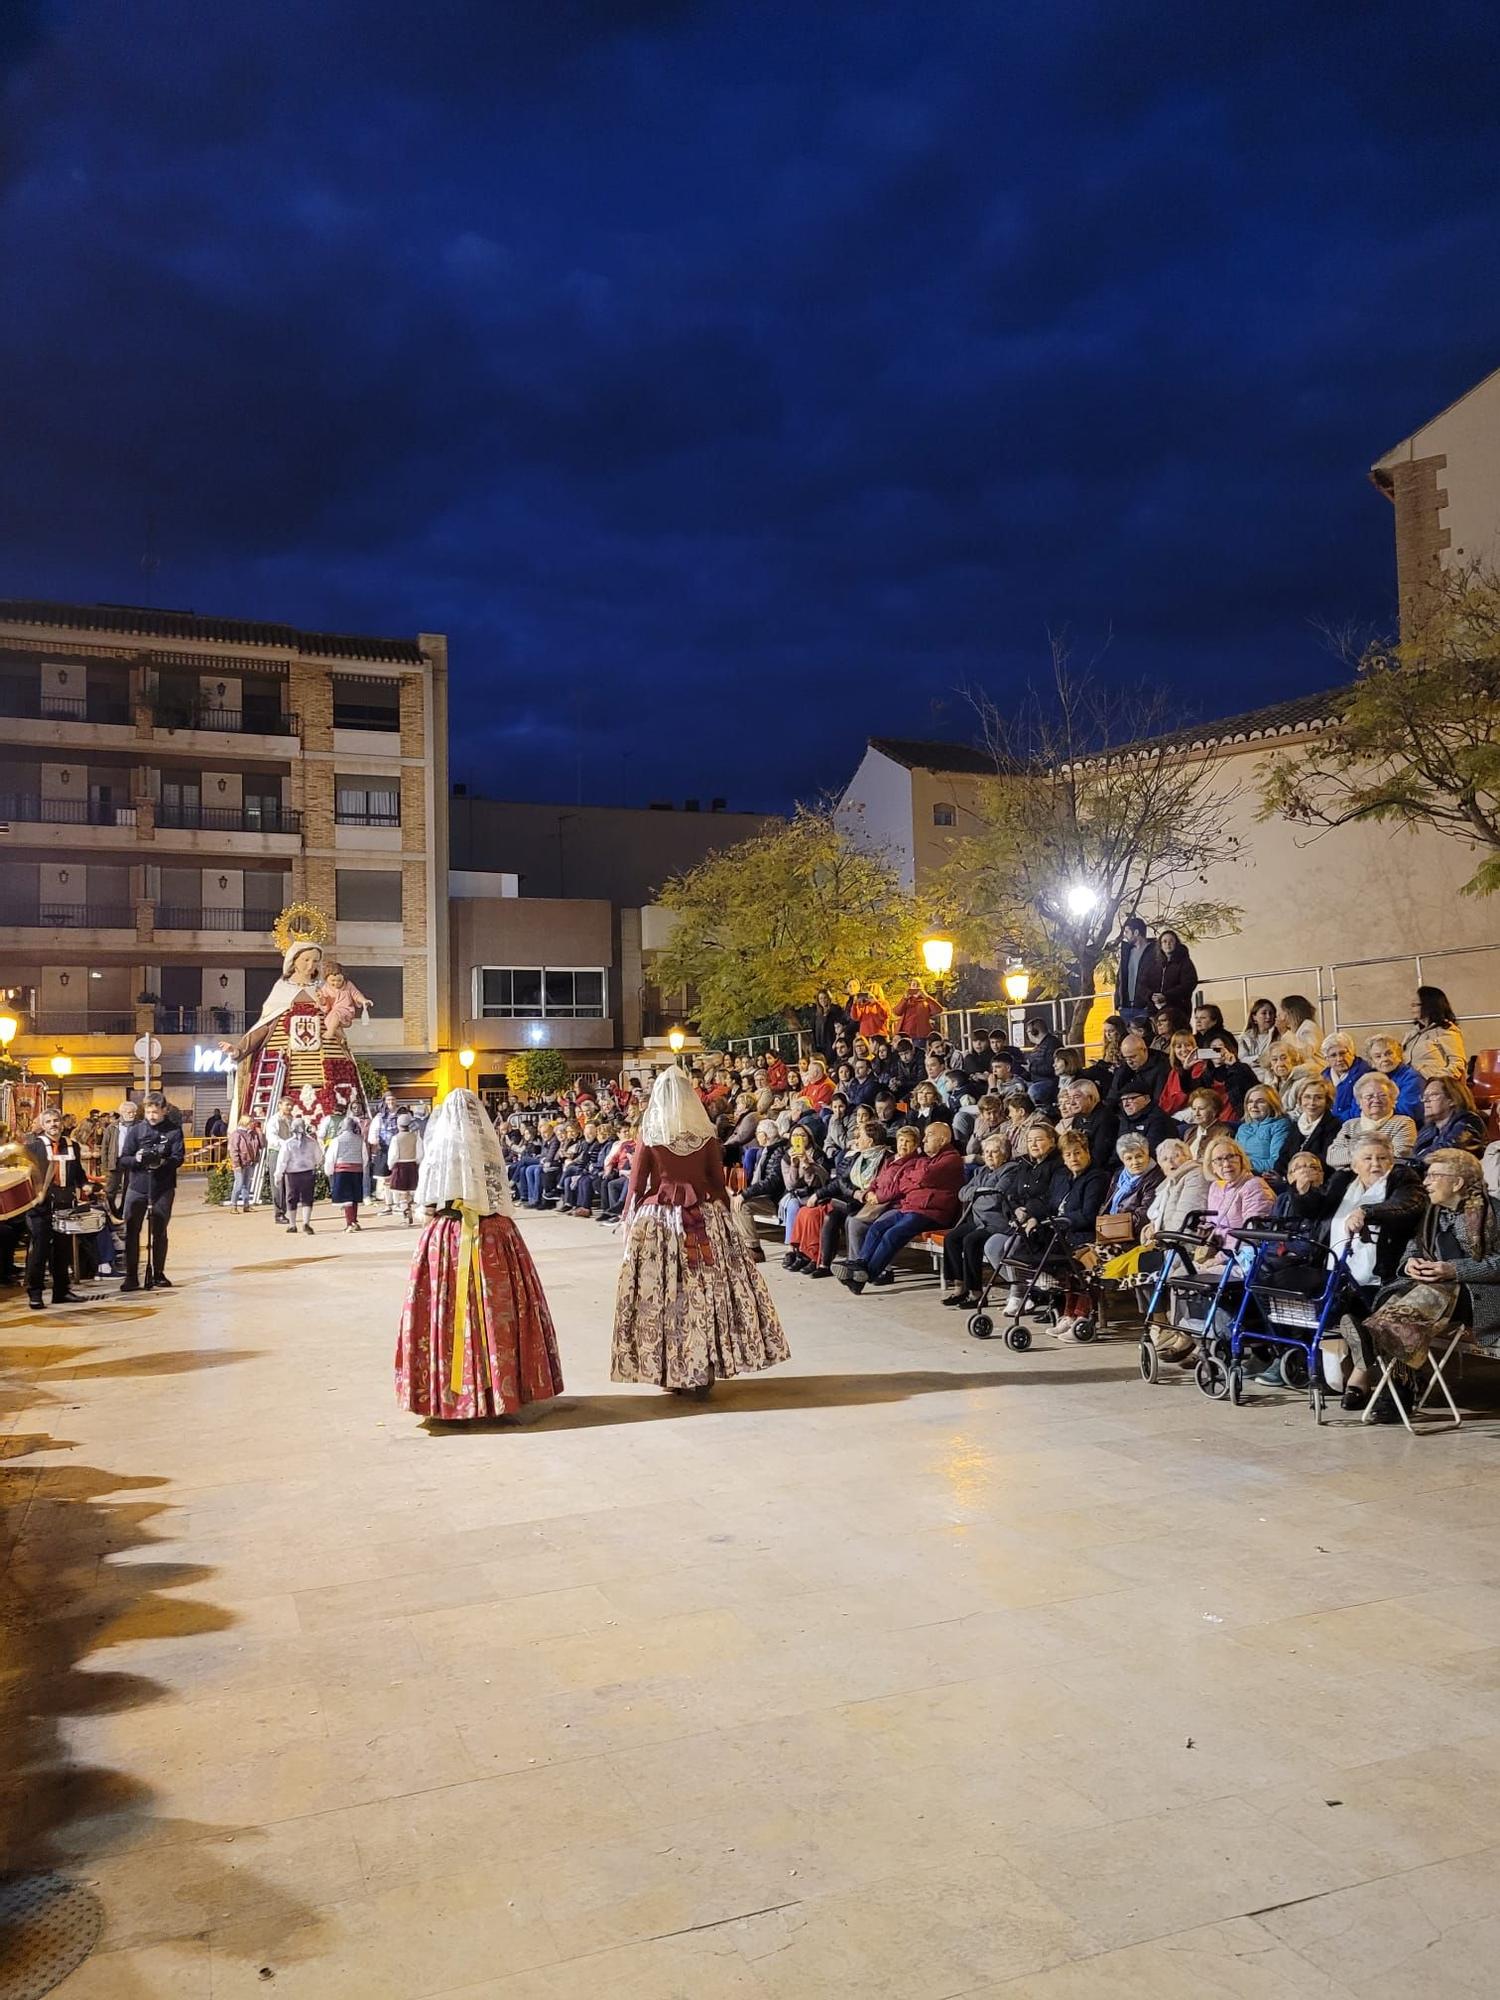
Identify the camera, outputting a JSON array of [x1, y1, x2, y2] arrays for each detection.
[[135, 1137, 167, 1170]]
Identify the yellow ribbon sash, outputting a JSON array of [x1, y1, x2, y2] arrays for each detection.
[[450, 1200, 480, 1398]]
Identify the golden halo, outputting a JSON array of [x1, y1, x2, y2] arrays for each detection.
[[272, 902, 332, 953]]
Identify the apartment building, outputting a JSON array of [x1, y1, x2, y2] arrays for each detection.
[[1371, 360, 1500, 633], [0, 600, 449, 1118]]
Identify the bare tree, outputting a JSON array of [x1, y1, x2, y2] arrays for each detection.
[[931, 637, 1243, 1034]]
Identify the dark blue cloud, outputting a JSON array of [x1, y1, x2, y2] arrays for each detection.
[[0, 0, 1497, 810]]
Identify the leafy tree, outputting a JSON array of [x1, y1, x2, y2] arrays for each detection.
[[355, 1055, 388, 1107], [652, 804, 926, 1042], [505, 1048, 570, 1096], [930, 641, 1242, 1034], [1259, 565, 1500, 895]]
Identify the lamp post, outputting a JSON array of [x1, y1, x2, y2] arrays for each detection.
[[0, 1014, 17, 1051], [1063, 881, 1099, 920], [667, 1027, 686, 1059], [920, 936, 954, 1025], [458, 1047, 475, 1090], [1002, 962, 1030, 1040], [50, 1052, 72, 1078]]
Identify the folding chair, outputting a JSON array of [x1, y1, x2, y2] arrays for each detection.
[[1362, 1324, 1468, 1434]]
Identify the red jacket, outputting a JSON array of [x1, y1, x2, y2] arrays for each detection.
[[849, 997, 888, 1040], [868, 1152, 931, 1208], [899, 1146, 964, 1226], [893, 991, 943, 1040]]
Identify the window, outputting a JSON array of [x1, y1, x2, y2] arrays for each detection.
[[336, 869, 402, 922], [335, 777, 400, 827], [476, 967, 606, 1019], [932, 802, 956, 827], [356, 965, 404, 1017], [332, 678, 401, 732]]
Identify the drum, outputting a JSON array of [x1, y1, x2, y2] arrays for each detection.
[[0, 1155, 43, 1220], [55, 1207, 107, 1237]]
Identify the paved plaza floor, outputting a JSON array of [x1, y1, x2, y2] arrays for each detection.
[[5, 1197, 1500, 1998]]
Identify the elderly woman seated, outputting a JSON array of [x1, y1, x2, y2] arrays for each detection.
[[941, 1132, 1018, 1306], [1054, 1076, 1117, 1169], [981, 1129, 1106, 1335], [1363, 1032, 1425, 1122], [1309, 1131, 1427, 1413], [1351, 1148, 1500, 1417], [1095, 1130, 1163, 1242], [1326, 1071, 1418, 1167], [1412, 1074, 1486, 1160], [1319, 1032, 1369, 1122], [1238, 1083, 1297, 1182]]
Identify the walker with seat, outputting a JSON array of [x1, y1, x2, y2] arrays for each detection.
[[1190, 1218, 1356, 1423], [967, 1216, 1106, 1349]]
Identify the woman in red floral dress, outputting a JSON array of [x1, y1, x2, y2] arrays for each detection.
[[396, 1088, 563, 1422]]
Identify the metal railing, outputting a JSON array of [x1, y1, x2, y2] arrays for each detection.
[[0, 904, 135, 930], [156, 1006, 250, 1036], [334, 807, 401, 827], [0, 793, 137, 828], [151, 700, 298, 736], [332, 704, 400, 733], [155, 802, 302, 835], [13, 1011, 136, 1036], [154, 905, 281, 932], [0, 689, 133, 725]]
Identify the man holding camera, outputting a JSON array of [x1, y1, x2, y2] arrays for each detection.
[[119, 1094, 185, 1292]]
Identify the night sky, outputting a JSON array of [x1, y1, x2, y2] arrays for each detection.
[[2, 3, 1497, 811]]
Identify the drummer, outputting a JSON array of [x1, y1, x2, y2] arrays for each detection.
[[22, 1108, 87, 1311]]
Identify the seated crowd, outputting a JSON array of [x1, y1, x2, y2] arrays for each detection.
[[490, 967, 1500, 1420]]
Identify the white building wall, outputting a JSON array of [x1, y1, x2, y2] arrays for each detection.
[[837, 748, 917, 890]]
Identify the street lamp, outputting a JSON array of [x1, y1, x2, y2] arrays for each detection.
[[1064, 882, 1099, 920], [921, 937, 954, 978], [458, 1047, 475, 1078], [1002, 964, 1031, 1005], [0, 1015, 17, 1049], [667, 1027, 686, 1056], [50, 1052, 72, 1078]]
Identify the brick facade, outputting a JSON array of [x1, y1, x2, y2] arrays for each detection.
[[1388, 452, 1450, 635]]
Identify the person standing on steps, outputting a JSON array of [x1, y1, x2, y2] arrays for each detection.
[[119, 1094, 185, 1292], [611, 1065, 789, 1399]]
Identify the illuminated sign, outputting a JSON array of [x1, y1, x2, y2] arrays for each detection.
[[191, 1044, 235, 1074]]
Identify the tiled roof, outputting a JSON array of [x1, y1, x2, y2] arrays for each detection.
[[1134, 688, 1344, 756], [0, 599, 426, 663], [866, 735, 997, 775]]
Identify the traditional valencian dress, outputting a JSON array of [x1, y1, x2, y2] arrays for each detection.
[[396, 1089, 564, 1421], [611, 1067, 789, 1392]]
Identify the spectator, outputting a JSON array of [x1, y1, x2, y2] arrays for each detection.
[[892, 979, 944, 1047], [1107, 1033, 1167, 1110], [1152, 929, 1198, 1017], [1276, 994, 1323, 1061], [1202, 1031, 1258, 1117], [810, 988, 849, 1058], [956, 1091, 1005, 1156], [1114, 1080, 1176, 1154], [801, 1059, 836, 1112], [1239, 998, 1280, 1078], [1319, 1033, 1370, 1122], [1158, 1032, 1220, 1121], [1182, 1088, 1231, 1164], [1191, 1001, 1228, 1047], [1054, 1078, 1118, 1171], [1288, 1077, 1342, 1167], [1114, 914, 1162, 1023], [1326, 1071, 1419, 1167], [1361, 1032, 1425, 1122], [1200, 1135, 1275, 1260], [1412, 1075, 1486, 1160], [1405, 986, 1467, 1080], [1097, 1131, 1163, 1242], [1314, 1133, 1426, 1412], [227, 1116, 263, 1212], [1237, 1084, 1297, 1181], [794, 1115, 891, 1277], [941, 1133, 1015, 1305], [847, 985, 890, 1044], [119, 1094, 186, 1286], [1023, 1017, 1062, 1107], [980, 1123, 1070, 1315], [777, 1128, 829, 1251], [1150, 1004, 1191, 1052], [836, 1124, 941, 1291]]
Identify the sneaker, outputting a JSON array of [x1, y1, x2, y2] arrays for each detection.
[[1255, 1357, 1287, 1388], [303, 1224, 314, 1235], [153, 1275, 173, 1290], [1004, 1288, 1025, 1315], [1052, 1316, 1077, 1341], [941, 1291, 973, 1309], [807, 1264, 831, 1278], [28, 1296, 45, 1310], [868, 1270, 895, 1288]]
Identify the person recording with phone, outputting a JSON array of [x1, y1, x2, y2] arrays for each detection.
[[119, 1094, 184, 1292]]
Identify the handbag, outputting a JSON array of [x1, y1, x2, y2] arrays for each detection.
[[1096, 1211, 1136, 1245]]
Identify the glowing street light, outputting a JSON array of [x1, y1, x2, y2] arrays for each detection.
[[1063, 882, 1099, 920], [458, 1047, 475, 1075], [1002, 964, 1031, 1005], [921, 937, 954, 978], [50, 1052, 73, 1078], [667, 1027, 686, 1055], [0, 1014, 17, 1048]]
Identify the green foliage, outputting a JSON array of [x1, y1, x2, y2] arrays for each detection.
[[505, 1048, 571, 1096], [204, 1161, 232, 1205], [652, 804, 928, 1042], [1259, 565, 1500, 894], [931, 647, 1241, 1028], [355, 1055, 389, 1106]]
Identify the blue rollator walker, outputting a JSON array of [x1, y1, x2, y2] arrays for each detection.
[[1136, 1210, 1238, 1385], [1193, 1218, 1355, 1424]]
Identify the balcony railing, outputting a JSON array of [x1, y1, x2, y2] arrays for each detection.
[[0, 689, 134, 726], [15, 1010, 136, 1036], [151, 699, 298, 736], [155, 802, 302, 835], [332, 704, 400, 734], [155, 1006, 250, 1036], [154, 905, 281, 932], [334, 808, 401, 827], [0, 793, 137, 828], [0, 903, 136, 930]]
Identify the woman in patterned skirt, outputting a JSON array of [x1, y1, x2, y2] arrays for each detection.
[[612, 1065, 789, 1398], [396, 1088, 563, 1422]]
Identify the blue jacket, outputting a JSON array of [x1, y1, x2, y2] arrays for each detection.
[[1239, 1115, 1296, 1179], [1412, 1110, 1486, 1159], [1328, 1059, 1370, 1123], [1381, 1062, 1426, 1123]]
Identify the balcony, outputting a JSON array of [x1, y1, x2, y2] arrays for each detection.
[[151, 699, 299, 738], [155, 1006, 250, 1037], [0, 903, 137, 931], [334, 808, 401, 828], [155, 803, 302, 835], [15, 1010, 136, 1036], [0, 688, 134, 726], [0, 793, 137, 829], [154, 905, 281, 933]]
